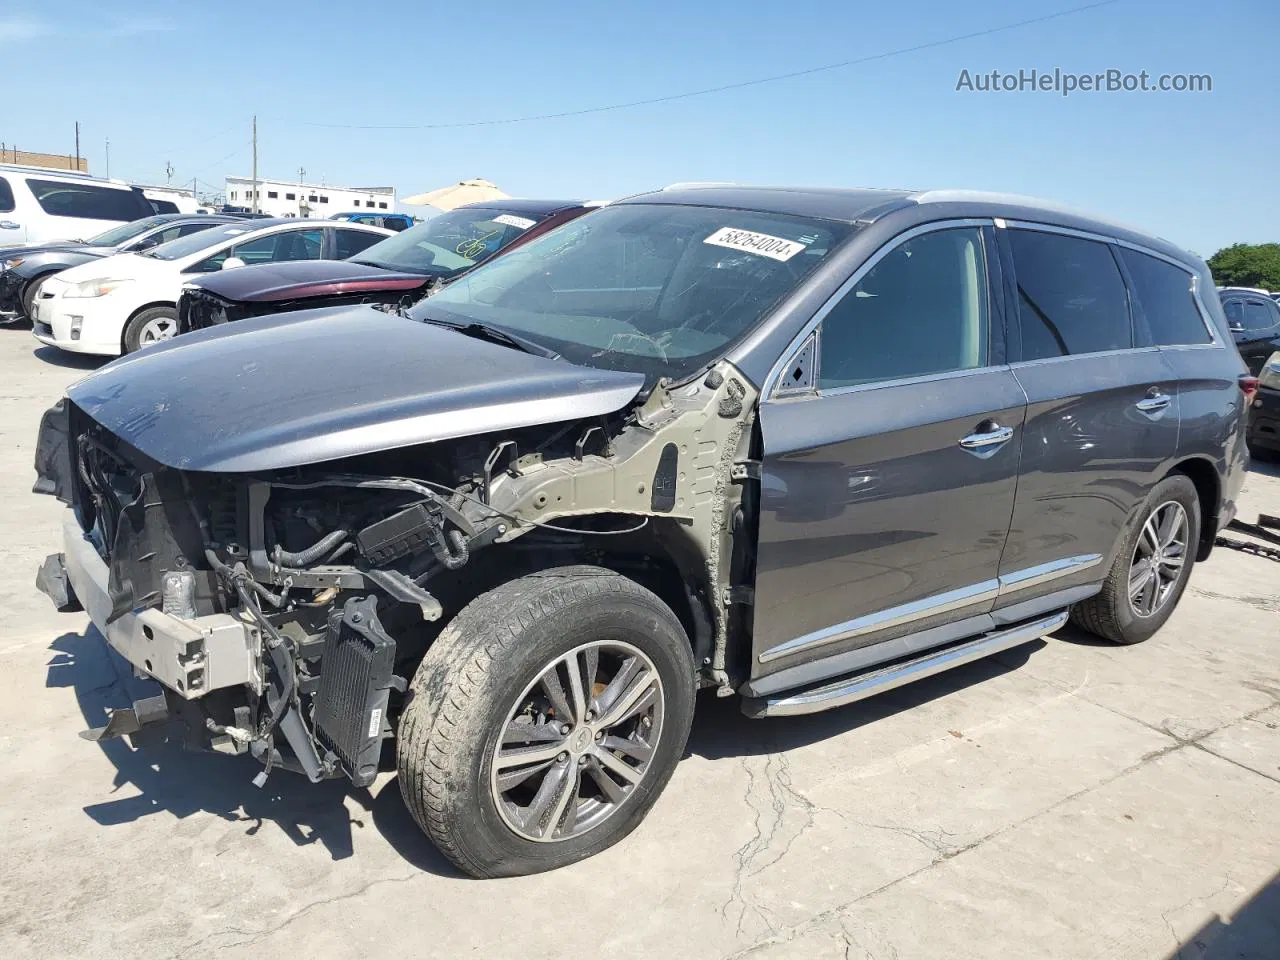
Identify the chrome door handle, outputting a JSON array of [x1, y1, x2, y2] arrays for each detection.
[[1136, 393, 1171, 413], [959, 425, 1014, 449], [0, 221, 20, 230]]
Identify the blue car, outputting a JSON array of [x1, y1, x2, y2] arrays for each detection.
[[330, 211, 415, 232]]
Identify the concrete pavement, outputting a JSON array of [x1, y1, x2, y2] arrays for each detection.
[[0, 324, 1277, 960]]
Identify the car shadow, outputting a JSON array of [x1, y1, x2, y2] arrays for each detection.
[[1246, 456, 1280, 479], [1162, 868, 1280, 959], [688, 641, 1043, 760], [32, 345, 107, 370], [46, 627, 462, 875]]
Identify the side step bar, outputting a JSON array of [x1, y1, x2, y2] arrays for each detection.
[[742, 610, 1068, 718]]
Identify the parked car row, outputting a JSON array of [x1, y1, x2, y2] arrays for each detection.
[[31, 183, 1255, 878]]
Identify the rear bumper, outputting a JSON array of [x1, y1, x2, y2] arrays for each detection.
[[49, 509, 261, 699], [1248, 388, 1280, 451]]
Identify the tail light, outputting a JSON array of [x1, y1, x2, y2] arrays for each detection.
[[1239, 375, 1260, 405]]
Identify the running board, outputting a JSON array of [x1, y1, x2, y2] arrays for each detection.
[[742, 610, 1068, 718]]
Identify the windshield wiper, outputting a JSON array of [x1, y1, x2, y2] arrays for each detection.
[[423, 318, 560, 360]]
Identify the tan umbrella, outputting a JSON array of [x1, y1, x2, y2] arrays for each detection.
[[401, 178, 509, 210]]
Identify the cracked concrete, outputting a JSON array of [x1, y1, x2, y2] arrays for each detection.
[[1, 328, 1278, 960]]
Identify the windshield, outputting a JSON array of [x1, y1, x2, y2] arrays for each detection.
[[411, 203, 850, 381], [144, 222, 257, 260], [86, 216, 169, 247], [353, 207, 549, 275]]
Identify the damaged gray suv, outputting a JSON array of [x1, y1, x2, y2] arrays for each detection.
[[34, 185, 1250, 877]]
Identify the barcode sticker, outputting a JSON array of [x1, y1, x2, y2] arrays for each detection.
[[368, 707, 383, 738]]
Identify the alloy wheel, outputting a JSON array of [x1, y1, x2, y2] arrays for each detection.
[[1128, 501, 1188, 618], [491, 640, 665, 843], [139, 315, 177, 345]]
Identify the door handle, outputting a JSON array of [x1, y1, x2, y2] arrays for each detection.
[[959, 424, 1014, 450], [0, 221, 20, 230], [1135, 392, 1171, 414]]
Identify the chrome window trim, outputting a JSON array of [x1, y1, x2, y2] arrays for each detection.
[[1008, 345, 1161, 370], [770, 362, 1014, 402], [761, 218, 994, 401], [1003, 219, 1222, 348], [759, 553, 1105, 664]]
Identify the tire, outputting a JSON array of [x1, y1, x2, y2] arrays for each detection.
[[396, 566, 696, 878], [21, 274, 53, 322], [122, 305, 178, 353], [1070, 474, 1201, 644]]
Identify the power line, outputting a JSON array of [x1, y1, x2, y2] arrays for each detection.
[[299, 0, 1124, 131]]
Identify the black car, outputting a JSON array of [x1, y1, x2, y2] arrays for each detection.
[[178, 199, 597, 333], [0, 214, 238, 323], [1246, 352, 1280, 457], [34, 185, 1248, 878], [1218, 287, 1280, 374]]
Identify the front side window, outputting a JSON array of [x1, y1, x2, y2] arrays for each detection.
[[1118, 248, 1211, 346], [153, 222, 261, 262], [25, 178, 146, 222], [88, 215, 170, 247], [818, 227, 990, 389], [415, 203, 851, 382], [1009, 228, 1130, 359], [0, 176, 14, 213]]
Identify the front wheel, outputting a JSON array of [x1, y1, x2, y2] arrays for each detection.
[[396, 567, 696, 878], [1070, 474, 1201, 644], [122, 305, 179, 353]]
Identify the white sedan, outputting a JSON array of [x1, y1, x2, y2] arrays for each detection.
[[31, 218, 392, 355]]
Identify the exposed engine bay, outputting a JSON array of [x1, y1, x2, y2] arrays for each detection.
[[35, 363, 760, 788]]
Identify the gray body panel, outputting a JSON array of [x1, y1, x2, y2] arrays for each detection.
[[67, 305, 645, 472], [751, 368, 1027, 678]]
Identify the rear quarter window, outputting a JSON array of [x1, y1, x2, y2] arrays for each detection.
[[1117, 248, 1212, 346], [1008, 228, 1131, 360], [25, 179, 147, 222]]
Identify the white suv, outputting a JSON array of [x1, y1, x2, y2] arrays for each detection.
[[0, 164, 154, 247]]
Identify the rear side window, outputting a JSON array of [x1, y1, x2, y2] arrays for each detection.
[[818, 227, 990, 388], [25, 179, 145, 222], [1243, 300, 1278, 331], [1008, 228, 1130, 360], [150, 199, 179, 214], [1118, 248, 1211, 346], [0, 176, 13, 213], [334, 228, 383, 259]]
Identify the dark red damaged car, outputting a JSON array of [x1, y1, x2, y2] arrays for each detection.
[[177, 199, 601, 333]]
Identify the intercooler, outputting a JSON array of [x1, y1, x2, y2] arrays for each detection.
[[313, 597, 401, 787]]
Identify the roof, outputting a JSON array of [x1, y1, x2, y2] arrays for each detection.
[[458, 198, 586, 215], [621, 183, 1190, 264], [225, 175, 394, 194]]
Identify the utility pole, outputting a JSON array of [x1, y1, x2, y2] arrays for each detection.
[[165, 161, 174, 184], [251, 115, 258, 214], [105, 137, 110, 178], [74, 122, 80, 171]]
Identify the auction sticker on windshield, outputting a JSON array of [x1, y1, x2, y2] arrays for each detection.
[[492, 214, 536, 230], [704, 227, 807, 261]]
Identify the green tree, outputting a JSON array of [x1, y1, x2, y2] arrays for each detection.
[[1207, 243, 1280, 289]]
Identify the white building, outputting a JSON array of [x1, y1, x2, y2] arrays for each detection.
[[224, 176, 396, 218]]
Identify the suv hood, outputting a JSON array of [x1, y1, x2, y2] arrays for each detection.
[[190, 259, 427, 303], [66, 305, 645, 472]]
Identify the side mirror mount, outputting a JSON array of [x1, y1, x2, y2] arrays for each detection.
[[221, 256, 246, 271], [130, 236, 160, 252]]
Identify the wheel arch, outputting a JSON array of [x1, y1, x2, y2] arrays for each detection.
[[120, 300, 178, 350], [1166, 456, 1221, 561]]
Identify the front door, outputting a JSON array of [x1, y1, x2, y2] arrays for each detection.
[[752, 223, 1024, 684]]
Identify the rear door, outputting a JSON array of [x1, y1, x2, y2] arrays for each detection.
[[22, 177, 150, 243], [752, 222, 1026, 684], [994, 224, 1179, 615]]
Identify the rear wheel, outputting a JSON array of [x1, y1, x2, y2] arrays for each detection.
[[123, 305, 178, 352], [396, 567, 696, 878], [1070, 474, 1200, 644]]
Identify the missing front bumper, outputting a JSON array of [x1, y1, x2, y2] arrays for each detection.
[[50, 508, 262, 699]]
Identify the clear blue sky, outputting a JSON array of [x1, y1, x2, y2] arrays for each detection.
[[3, 0, 1275, 256]]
